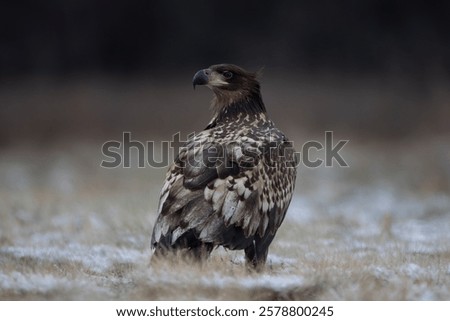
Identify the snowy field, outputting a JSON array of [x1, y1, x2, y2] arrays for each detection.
[[0, 135, 449, 300]]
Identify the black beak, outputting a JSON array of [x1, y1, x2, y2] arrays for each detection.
[[192, 69, 209, 89]]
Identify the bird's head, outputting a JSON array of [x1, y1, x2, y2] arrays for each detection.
[[193, 64, 262, 110]]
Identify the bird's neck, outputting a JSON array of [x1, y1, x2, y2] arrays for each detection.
[[207, 91, 267, 128]]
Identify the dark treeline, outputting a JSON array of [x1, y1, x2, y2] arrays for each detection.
[[1, 0, 449, 78], [1, 0, 449, 146]]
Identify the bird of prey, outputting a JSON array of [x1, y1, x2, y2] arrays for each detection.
[[151, 64, 297, 270]]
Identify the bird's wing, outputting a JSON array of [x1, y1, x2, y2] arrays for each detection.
[[151, 129, 297, 248]]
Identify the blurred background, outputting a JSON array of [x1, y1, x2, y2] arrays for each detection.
[[1, 0, 449, 146], [1, 0, 450, 300]]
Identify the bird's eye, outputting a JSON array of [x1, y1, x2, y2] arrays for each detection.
[[223, 71, 233, 79]]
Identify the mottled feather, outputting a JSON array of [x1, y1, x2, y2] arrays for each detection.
[[150, 64, 297, 270]]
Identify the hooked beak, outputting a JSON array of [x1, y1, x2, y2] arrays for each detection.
[[192, 69, 210, 89]]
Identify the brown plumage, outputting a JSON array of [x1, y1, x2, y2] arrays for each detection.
[[151, 64, 297, 270]]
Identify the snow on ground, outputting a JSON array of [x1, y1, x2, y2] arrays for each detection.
[[0, 136, 449, 300]]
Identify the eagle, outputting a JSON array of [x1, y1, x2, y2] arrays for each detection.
[[151, 64, 297, 270]]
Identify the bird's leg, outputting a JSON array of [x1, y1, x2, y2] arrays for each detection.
[[150, 243, 213, 269], [190, 242, 214, 262], [244, 241, 269, 272]]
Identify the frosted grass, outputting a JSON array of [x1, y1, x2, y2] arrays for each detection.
[[0, 138, 449, 300]]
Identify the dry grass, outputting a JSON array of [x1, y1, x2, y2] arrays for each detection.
[[0, 135, 449, 300]]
